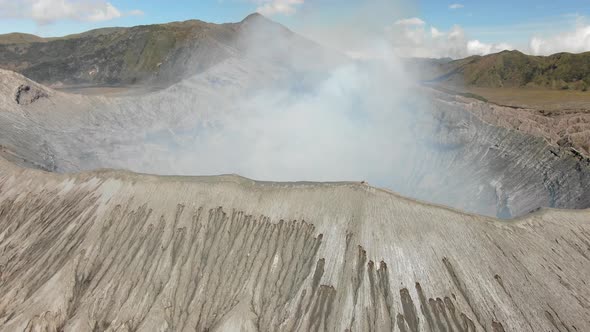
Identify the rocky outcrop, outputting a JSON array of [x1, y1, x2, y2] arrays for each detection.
[[434, 90, 590, 157], [420, 90, 590, 217], [0, 158, 588, 331], [14, 84, 47, 105]]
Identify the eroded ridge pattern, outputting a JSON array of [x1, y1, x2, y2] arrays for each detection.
[[0, 163, 589, 331]]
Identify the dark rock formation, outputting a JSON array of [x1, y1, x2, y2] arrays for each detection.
[[14, 84, 47, 105]]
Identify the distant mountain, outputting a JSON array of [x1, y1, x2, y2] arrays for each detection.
[[0, 20, 232, 85], [0, 33, 48, 44], [423, 50, 590, 90], [0, 13, 330, 87]]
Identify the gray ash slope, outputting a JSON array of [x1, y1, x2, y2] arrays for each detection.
[[0, 156, 589, 331], [422, 91, 590, 218]]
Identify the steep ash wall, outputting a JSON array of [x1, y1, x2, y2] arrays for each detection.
[[0, 68, 589, 218], [0, 159, 588, 331]]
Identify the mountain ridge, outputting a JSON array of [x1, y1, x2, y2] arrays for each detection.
[[0, 13, 311, 87], [424, 50, 590, 90], [0, 12, 269, 43]]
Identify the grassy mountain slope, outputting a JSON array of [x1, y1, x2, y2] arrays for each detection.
[[0, 13, 331, 87], [0, 32, 47, 44], [428, 50, 590, 91], [0, 19, 240, 86], [0, 13, 318, 87]]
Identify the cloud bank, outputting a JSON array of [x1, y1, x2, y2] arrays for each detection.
[[530, 23, 590, 55], [0, 0, 142, 25], [387, 15, 590, 58], [394, 17, 425, 26], [386, 18, 513, 58], [255, 0, 304, 16]]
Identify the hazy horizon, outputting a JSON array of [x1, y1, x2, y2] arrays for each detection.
[[0, 1, 589, 58]]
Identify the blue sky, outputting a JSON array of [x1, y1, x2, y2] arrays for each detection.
[[419, 1, 588, 42], [1, 0, 589, 57]]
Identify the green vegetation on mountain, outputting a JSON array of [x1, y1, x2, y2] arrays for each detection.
[[427, 50, 590, 91], [0, 13, 327, 87], [0, 19, 242, 85], [0, 33, 48, 44]]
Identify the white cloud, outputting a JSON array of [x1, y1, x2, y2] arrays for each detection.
[[85, 2, 121, 22], [128, 9, 145, 17], [386, 18, 513, 58], [430, 27, 444, 38], [447, 25, 463, 39], [449, 4, 464, 9], [529, 24, 590, 55], [394, 17, 425, 26], [467, 40, 513, 56], [0, 0, 140, 25], [255, 0, 304, 16]]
